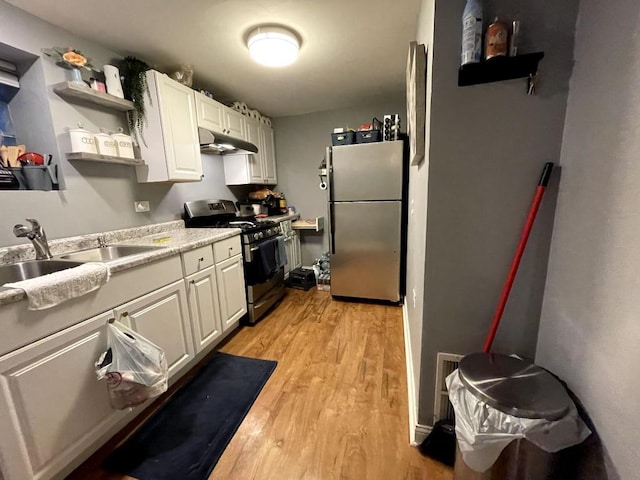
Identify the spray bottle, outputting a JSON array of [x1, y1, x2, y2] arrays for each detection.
[[461, 0, 483, 66]]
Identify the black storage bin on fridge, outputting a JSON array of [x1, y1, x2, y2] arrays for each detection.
[[355, 129, 382, 143], [331, 131, 355, 146]]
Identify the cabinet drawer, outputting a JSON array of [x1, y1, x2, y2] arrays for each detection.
[[214, 236, 242, 263], [182, 245, 214, 276]]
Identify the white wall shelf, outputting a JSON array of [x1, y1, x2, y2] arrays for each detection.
[[53, 82, 135, 111], [292, 217, 324, 232], [66, 152, 144, 166]]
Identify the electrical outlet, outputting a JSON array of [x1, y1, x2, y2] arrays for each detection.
[[134, 201, 150, 213], [412, 288, 417, 309]]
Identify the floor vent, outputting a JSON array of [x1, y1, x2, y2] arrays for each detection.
[[433, 352, 463, 422]]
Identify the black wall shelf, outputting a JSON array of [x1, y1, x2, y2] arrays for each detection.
[[458, 52, 545, 87]]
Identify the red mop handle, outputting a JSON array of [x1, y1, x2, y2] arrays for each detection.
[[483, 163, 554, 353]]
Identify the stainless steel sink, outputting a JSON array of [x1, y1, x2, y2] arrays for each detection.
[[58, 245, 165, 263], [0, 260, 85, 285]]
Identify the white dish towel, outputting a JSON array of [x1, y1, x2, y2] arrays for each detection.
[[4, 262, 111, 310]]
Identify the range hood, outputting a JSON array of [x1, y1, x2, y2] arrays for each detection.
[[198, 127, 258, 155]]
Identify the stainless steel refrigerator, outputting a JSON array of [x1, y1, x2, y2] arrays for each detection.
[[327, 140, 404, 302]]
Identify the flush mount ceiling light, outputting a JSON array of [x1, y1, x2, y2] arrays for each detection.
[[247, 26, 300, 67]]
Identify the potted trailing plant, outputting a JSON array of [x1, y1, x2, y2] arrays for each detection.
[[119, 56, 151, 145]]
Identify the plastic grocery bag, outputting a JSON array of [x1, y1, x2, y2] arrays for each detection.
[[95, 323, 168, 410], [446, 369, 591, 472]]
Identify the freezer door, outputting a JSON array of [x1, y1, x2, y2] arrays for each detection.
[[331, 141, 404, 201], [330, 201, 401, 301]]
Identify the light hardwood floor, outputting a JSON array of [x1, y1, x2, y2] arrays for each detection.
[[69, 289, 453, 480]]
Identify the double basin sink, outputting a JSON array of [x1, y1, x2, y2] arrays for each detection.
[[0, 245, 164, 285]]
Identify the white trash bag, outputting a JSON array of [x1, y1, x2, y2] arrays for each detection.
[[95, 323, 168, 410], [446, 369, 591, 472]]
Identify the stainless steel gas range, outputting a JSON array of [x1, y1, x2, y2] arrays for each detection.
[[183, 199, 286, 324]]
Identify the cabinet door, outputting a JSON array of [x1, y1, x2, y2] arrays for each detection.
[[245, 118, 265, 184], [261, 126, 277, 184], [156, 73, 203, 181], [0, 311, 125, 480], [293, 233, 302, 268], [224, 109, 246, 140], [284, 237, 293, 277], [194, 91, 225, 134], [114, 281, 194, 378], [186, 266, 223, 353], [215, 255, 247, 332]]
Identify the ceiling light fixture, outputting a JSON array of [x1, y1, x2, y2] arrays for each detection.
[[247, 26, 300, 67]]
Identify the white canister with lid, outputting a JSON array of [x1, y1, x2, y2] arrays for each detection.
[[94, 129, 118, 157], [111, 129, 135, 159], [69, 123, 98, 154]]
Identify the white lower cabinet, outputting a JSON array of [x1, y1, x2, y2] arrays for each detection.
[[283, 233, 302, 278], [114, 280, 194, 378], [292, 233, 302, 269], [0, 237, 247, 480], [216, 255, 247, 331], [0, 311, 125, 480], [186, 266, 223, 353], [284, 236, 294, 278]]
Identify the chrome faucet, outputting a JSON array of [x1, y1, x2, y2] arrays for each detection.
[[13, 218, 53, 260]]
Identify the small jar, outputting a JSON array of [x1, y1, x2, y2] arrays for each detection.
[[111, 128, 135, 159], [94, 129, 118, 157], [69, 123, 98, 154], [89, 78, 106, 93]]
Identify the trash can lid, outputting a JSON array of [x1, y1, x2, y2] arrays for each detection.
[[458, 353, 572, 420]]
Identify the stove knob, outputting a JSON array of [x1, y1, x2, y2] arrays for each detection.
[[253, 233, 260, 241], [258, 231, 264, 239]]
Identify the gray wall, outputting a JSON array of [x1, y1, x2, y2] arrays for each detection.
[[535, 1, 640, 479], [273, 100, 405, 265], [0, 0, 238, 246], [417, 0, 579, 425], [405, 0, 435, 430]]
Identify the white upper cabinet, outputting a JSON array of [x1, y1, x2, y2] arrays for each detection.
[[136, 70, 203, 183], [245, 118, 265, 184], [194, 92, 246, 140], [223, 117, 278, 185], [194, 93, 225, 134], [224, 108, 246, 140], [262, 125, 277, 184]]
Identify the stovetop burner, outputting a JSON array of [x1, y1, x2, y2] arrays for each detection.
[[183, 199, 281, 242], [206, 218, 277, 232]]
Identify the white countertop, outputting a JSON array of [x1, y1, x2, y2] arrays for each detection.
[[0, 222, 241, 307]]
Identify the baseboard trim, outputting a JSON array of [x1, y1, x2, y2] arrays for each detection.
[[402, 303, 420, 446], [415, 424, 432, 445]]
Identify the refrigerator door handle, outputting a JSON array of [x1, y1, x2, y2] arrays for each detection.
[[329, 202, 336, 254], [327, 146, 336, 255], [326, 146, 333, 202]]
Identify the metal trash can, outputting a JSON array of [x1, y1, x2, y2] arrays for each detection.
[[449, 353, 591, 480]]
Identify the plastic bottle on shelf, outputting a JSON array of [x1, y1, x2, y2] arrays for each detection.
[[485, 18, 509, 60], [461, 0, 483, 66]]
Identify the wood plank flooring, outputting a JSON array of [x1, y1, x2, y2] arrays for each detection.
[[69, 289, 452, 480]]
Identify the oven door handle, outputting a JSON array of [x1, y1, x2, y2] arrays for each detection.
[[249, 235, 285, 253]]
